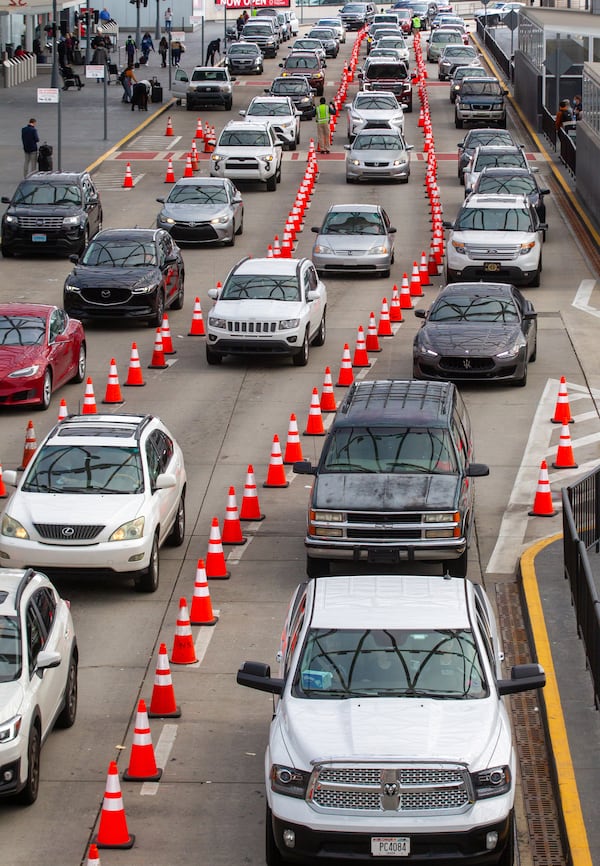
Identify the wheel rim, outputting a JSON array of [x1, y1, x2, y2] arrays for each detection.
[[29, 728, 40, 799], [42, 371, 51, 408], [177, 499, 185, 538], [77, 345, 86, 380], [66, 659, 77, 719], [148, 538, 159, 590]]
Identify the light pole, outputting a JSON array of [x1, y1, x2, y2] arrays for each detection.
[[155, 0, 161, 41]]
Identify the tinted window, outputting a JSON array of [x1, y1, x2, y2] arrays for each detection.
[[322, 427, 459, 474]]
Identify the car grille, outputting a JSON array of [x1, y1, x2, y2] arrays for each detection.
[[346, 511, 422, 540], [465, 243, 520, 261], [18, 216, 64, 229], [171, 223, 218, 242], [311, 763, 471, 813], [467, 103, 495, 111], [80, 287, 133, 305], [363, 161, 391, 167], [34, 523, 105, 540], [226, 320, 277, 334], [441, 356, 496, 372], [225, 158, 260, 170]]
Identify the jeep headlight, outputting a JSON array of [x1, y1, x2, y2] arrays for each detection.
[[1, 514, 29, 539], [62, 215, 80, 226], [472, 765, 511, 799], [208, 316, 227, 329], [0, 716, 22, 744], [270, 764, 311, 798], [8, 364, 40, 379], [109, 516, 145, 542], [279, 318, 300, 330]]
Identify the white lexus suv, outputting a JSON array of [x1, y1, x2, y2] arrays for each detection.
[[210, 120, 284, 192], [237, 573, 546, 866]]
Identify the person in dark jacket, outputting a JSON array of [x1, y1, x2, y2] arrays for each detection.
[[158, 36, 168, 67], [22, 118, 39, 177], [205, 38, 221, 65], [141, 32, 154, 62], [555, 98, 573, 131], [125, 35, 136, 66]]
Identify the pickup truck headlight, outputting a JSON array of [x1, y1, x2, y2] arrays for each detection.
[[1, 514, 29, 540], [472, 765, 511, 799], [270, 764, 311, 798]]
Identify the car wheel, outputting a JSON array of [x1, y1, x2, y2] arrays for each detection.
[[78, 226, 90, 257], [206, 345, 222, 365], [307, 557, 329, 578], [445, 549, 468, 578], [150, 291, 165, 328], [530, 338, 537, 363], [266, 806, 286, 866], [236, 213, 244, 236], [312, 310, 326, 347], [56, 651, 78, 728], [266, 175, 277, 192], [405, 100, 412, 113], [171, 273, 185, 310], [529, 266, 541, 288], [18, 723, 41, 805], [186, 99, 193, 111], [167, 493, 186, 546], [497, 811, 516, 866], [514, 364, 528, 387], [289, 138, 297, 152], [455, 114, 463, 129], [276, 162, 282, 183], [135, 533, 159, 593], [72, 342, 86, 383], [225, 227, 236, 247], [38, 369, 52, 411], [292, 329, 309, 366], [225, 97, 233, 110], [1, 246, 14, 258]]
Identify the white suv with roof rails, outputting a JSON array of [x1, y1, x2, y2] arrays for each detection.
[[210, 120, 284, 191], [237, 572, 546, 866], [0, 414, 186, 593]]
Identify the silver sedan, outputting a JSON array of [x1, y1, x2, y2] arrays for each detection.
[[345, 129, 413, 184], [311, 203, 397, 278], [346, 90, 406, 140], [156, 177, 243, 246]]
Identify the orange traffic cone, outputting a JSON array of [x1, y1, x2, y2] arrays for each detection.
[[57, 397, 68, 422], [188, 297, 205, 336], [164, 156, 175, 183], [304, 388, 325, 436], [273, 235, 282, 257], [165, 115, 174, 136], [183, 152, 193, 178], [428, 242, 440, 276], [528, 460, 557, 517], [124, 342, 145, 386], [337, 343, 354, 387], [409, 261, 423, 297], [419, 250, 432, 286], [399, 273, 413, 309], [86, 843, 101, 866], [205, 516, 231, 579], [551, 376, 574, 424], [82, 377, 97, 414], [284, 413, 304, 463], [95, 761, 135, 849], [170, 597, 198, 664], [20, 420, 37, 469], [189, 559, 218, 626], [148, 329, 168, 369], [552, 423, 578, 469], [148, 643, 181, 718], [240, 464, 265, 521], [222, 486, 247, 545], [366, 312, 382, 352], [377, 298, 394, 337], [122, 162, 134, 189], [263, 434, 289, 487], [266, 244, 274, 258], [320, 367, 337, 412], [122, 699, 162, 782], [0, 463, 7, 498], [352, 325, 370, 367], [190, 140, 199, 171], [161, 313, 176, 354], [102, 359, 124, 404], [389, 285, 402, 323], [195, 116, 204, 139]]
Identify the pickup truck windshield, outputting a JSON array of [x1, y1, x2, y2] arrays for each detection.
[[322, 427, 458, 473]]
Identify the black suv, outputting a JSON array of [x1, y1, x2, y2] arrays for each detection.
[[1, 171, 102, 258], [294, 379, 489, 578], [63, 228, 185, 326], [265, 77, 316, 120]]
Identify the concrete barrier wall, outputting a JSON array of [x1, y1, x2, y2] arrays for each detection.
[[1, 52, 37, 88]]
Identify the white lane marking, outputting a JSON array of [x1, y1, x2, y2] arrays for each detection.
[[573, 279, 599, 317], [190, 609, 221, 669], [140, 724, 178, 795]]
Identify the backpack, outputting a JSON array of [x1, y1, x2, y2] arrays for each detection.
[[118, 69, 127, 85]]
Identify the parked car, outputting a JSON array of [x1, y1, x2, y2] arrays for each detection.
[[0, 303, 86, 410], [62, 228, 185, 326], [413, 281, 537, 386], [0, 413, 187, 593], [345, 129, 412, 183], [1, 171, 102, 258], [209, 120, 284, 192], [279, 51, 326, 96], [171, 65, 235, 111], [240, 95, 301, 150], [266, 76, 316, 120], [225, 41, 264, 75], [468, 166, 550, 223], [0, 568, 78, 803], [237, 572, 545, 866], [205, 256, 327, 367], [444, 193, 547, 287], [293, 378, 489, 577], [346, 90, 406, 140], [156, 177, 243, 246], [311, 203, 396, 277]]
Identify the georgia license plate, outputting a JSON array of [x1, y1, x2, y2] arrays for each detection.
[[371, 837, 410, 857], [484, 261, 501, 272], [32, 233, 47, 242]]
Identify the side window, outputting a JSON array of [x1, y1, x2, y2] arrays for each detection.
[[33, 588, 56, 635], [284, 593, 306, 676], [145, 435, 162, 486], [48, 310, 63, 342], [26, 605, 45, 676], [306, 266, 318, 293], [475, 607, 495, 672], [452, 409, 468, 470]]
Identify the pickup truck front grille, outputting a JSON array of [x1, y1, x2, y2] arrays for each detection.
[[311, 763, 471, 813]]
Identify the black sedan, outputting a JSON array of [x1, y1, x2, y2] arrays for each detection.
[[412, 282, 537, 387], [468, 166, 550, 224], [266, 76, 316, 119], [63, 228, 185, 327]]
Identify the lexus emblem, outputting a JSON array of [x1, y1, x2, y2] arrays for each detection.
[[61, 526, 75, 537]]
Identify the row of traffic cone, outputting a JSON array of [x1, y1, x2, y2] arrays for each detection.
[[530, 378, 578, 516]]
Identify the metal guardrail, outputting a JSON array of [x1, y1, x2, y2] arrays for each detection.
[[562, 475, 600, 709], [1, 52, 37, 88]]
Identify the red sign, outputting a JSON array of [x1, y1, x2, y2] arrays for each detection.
[[217, 0, 290, 8]]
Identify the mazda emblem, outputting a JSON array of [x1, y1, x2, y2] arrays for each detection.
[[101, 289, 111, 299]]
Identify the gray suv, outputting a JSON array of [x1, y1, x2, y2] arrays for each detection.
[[294, 379, 489, 577]]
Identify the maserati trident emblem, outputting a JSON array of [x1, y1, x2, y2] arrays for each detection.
[[463, 358, 471, 369]]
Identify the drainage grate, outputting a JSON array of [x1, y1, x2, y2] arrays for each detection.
[[496, 582, 566, 866]]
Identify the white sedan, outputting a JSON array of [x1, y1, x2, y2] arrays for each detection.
[[345, 90, 406, 140]]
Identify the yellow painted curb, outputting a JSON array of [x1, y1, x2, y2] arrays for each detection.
[[521, 535, 593, 866]]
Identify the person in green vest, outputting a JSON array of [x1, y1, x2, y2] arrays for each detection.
[[250, 6, 257, 16], [412, 13, 421, 31], [316, 97, 331, 154]]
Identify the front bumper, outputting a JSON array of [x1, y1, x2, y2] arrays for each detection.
[[206, 333, 302, 357], [0, 756, 24, 797], [63, 289, 161, 320], [157, 218, 233, 244], [456, 108, 506, 125], [304, 535, 467, 565], [1, 224, 85, 256], [346, 161, 410, 182], [186, 89, 231, 107], [413, 353, 526, 383], [446, 262, 538, 287], [0, 533, 153, 573], [210, 158, 276, 184], [312, 250, 393, 274]]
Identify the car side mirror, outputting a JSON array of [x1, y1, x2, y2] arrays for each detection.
[[311, 226, 320, 233], [539, 188, 550, 195], [69, 254, 79, 264], [344, 144, 351, 150], [1, 196, 10, 204], [293, 460, 317, 476], [239, 109, 246, 116], [156, 197, 165, 203], [442, 220, 454, 229], [414, 309, 426, 319], [388, 226, 397, 234], [208, 287, 220, 300]]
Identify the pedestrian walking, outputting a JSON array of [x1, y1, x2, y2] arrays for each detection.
[[141, 32, 154, 63], [171, 39, 182, 65], [159, 36, 168, 67], [205, 37, 221, 65], [125, 35, 136, 66], [21, 118, 39, 177], [164, 6, 173, 32], [315, 96, 332, 153]]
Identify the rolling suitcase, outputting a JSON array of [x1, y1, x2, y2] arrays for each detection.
[[151, 83, 163, 103]]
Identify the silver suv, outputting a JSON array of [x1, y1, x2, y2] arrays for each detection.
[[171, 66, 235, 111], [210, 121, 284, 191]]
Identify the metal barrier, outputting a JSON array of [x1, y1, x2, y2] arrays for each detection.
[[562, 474, 600, 709], [474, 20, 512, 80], [1, 52, 37, 88]]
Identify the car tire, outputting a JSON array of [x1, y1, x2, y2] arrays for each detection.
[[530, 338, 537, 363], [266, 806, 286, 866], [72, 342, 86, 383], [289, 139, 296, 152], [498, 810, 516, 866], [225, 228, 236, 247], [135, 533, 159, 593], [445, 549, 468, 578], [530, 262, 541, 288], [167, 493, 186, 546], [266, 175, 277, 192], [39, 369, 52, 411], [171, 273, 185, 310], [307, 557, 329, 578], [455, 114, 464, 129], [1, 246, 14, 258], [292, 329, 310, 366], [225, 97, 233, 110], [206, 345, 222, 365], [150, 291, 165, 328], [56, 651, 78, 728], [312, 310, 326, 347], [346, 175, 356, 184], [18, 723, 41, 805], [514, 364, 528, 387], [186, 99, 193, 111], [236, 213, 244, 236]]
